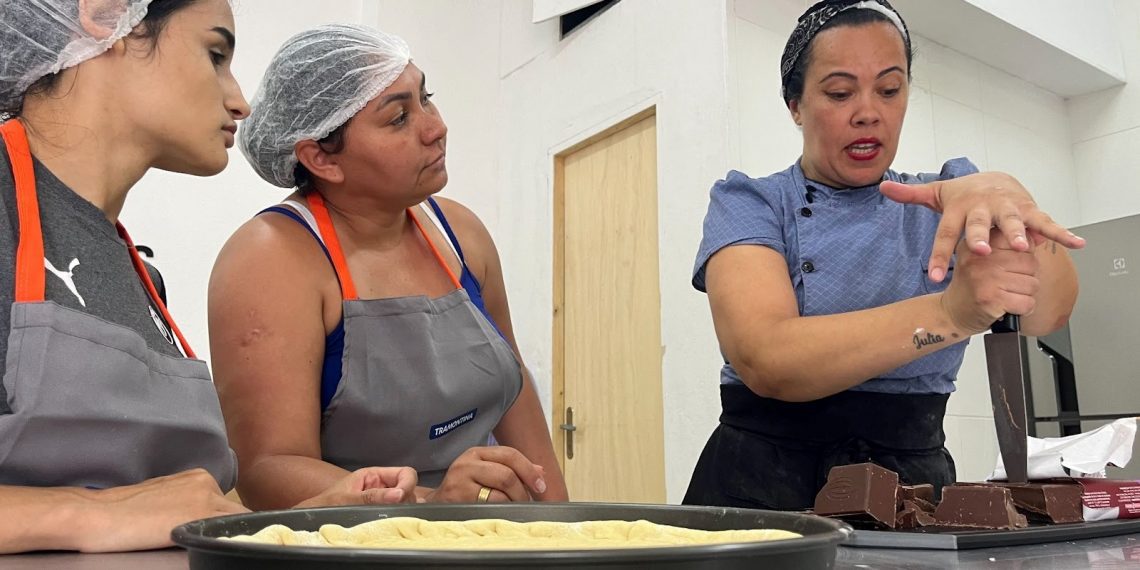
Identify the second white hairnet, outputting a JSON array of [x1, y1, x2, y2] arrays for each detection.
[[239, 24, 412, 188], [0, 0, 153, 112]]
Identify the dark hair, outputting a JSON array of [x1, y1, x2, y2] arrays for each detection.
[[783, 8, 914, 106], [293, 122, 350, 192], [1, 0, 201, 119]]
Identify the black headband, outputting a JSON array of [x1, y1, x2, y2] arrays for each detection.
[[780, 0, 911, 103]]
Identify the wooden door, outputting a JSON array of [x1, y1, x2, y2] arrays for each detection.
[[553, 111, 665, 502]]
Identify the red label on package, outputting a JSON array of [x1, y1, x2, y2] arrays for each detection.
[[1076, 479, 1140, 521]]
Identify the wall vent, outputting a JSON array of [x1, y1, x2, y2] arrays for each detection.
[[561, 1, 619, 38]]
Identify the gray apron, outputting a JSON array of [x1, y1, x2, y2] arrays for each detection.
[[300, 192, 522, 488], [0, 119, 236, 490]]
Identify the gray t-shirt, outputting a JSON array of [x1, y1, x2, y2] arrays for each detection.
[[1, 140, 182, 413]]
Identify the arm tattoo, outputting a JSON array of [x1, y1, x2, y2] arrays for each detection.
[[914, 330, 947, 350]]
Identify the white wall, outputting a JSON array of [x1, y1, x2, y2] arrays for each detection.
[[891, 0, 1124, 97], [1070, 0, 1140, 224], [404, 0, 1092, 494], [360, 1, 504, 231], [492, 0, 734, 503], [120, 0, 369, 362], [727, 0, 1083, 483], [963, 0, 1124, 79], [118, 0, 730, 502], [358, 0, 734, 502], [118, 0, 1119, 499]]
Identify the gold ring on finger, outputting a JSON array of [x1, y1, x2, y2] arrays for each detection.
[[476, 486, 492, 503]]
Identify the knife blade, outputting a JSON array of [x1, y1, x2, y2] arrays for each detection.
[[985, 313, 1030, 483]]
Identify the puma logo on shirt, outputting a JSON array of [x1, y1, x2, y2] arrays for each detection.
[[44, 257, 85, 307]]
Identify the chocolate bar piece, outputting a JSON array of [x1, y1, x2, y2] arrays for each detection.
[[911, 496, 937, 513], [897, 484, 936, 513], [898, 484, 935, 506], [814, 463, 899, 528], [1007, 484, 1083, 524], [956, 482, 1082, 524], [896, 499, 937, 529], [934, 485, 1028, 529]]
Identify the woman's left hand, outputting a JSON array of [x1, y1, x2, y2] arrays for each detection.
[[880, 172, 1085, 283], [426, 446, 546, 504], [294, 467, 419, 508]]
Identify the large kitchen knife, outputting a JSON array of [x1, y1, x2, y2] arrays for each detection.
[[985, 314, 1030, 483]]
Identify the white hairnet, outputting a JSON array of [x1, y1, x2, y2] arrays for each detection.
[[239, 24, 412, 188], [0, 0, 153, 111]]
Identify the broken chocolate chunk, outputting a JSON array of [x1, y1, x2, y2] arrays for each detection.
[[814, 463, 899, 528], [901, 499, 934, 514], [934, 485, 1028, 529], [896, 500, 937, 529], [898, 484, 935, 506], [896, 485, 937, 513], [911, 496, 937, 513], [956, 482, 1083, 524]]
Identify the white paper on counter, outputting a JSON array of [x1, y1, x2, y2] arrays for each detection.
[[987, 417, 1137, 481]]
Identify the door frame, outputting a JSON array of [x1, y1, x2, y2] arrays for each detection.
[[551, 105, 658, 472]]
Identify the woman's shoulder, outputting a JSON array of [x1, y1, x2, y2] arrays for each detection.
[[425, 195, 498, 277], [212, 202, 332, 280], [706, 165, 799, 219], [228, 203, 319, 246], [428, 196, 494, 250], [714, 165, 798, 196], [891, 157, 980, 185], [429, 196, 484, 230]]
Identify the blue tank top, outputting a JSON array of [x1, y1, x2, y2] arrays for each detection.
[[258, 197, 503, 411]]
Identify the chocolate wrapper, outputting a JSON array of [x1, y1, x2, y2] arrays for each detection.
[[1076, 478, 1140, 521], [989, 418, 1136, 481]]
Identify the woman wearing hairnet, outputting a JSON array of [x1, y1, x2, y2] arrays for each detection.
[[0, 1, 414, 554], [210, 24, 568, 507]]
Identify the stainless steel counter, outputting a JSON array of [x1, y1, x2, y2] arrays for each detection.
[[4, 534, 1139, 569], [0, 549, 187, 569], [835, 534, 1140, 569]]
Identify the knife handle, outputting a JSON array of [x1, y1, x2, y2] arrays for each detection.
[[991, 313, 1020, 334]]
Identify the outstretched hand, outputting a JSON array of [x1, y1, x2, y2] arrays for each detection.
[[880, 172, 1085, 282]]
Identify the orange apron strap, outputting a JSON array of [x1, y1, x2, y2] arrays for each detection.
[[2, 120, 195, 358], [407, 207, 461, 290], [305, 192, 359, 301], [116, 223, 197, 359], [305, 192, 462, 295], [1, 119, 46, 303]]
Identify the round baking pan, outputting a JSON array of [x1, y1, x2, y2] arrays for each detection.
[[172, 502, 851, 569]]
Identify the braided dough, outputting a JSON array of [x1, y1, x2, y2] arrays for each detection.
[[225, 517, 801, 550]]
